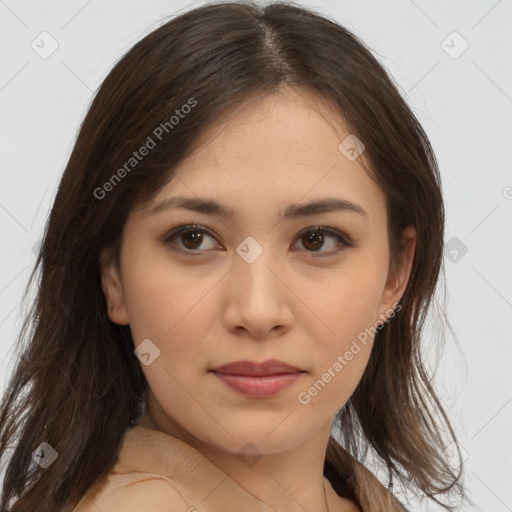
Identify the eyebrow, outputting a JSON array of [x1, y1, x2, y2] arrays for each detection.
[[147, 196, 368, 220]]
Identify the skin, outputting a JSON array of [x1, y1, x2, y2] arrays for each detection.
[[100, 86, 416, 512]]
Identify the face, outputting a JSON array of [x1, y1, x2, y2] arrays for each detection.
[[101, 86, 415, 457]]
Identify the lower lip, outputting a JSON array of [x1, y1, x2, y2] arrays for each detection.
[[211, 372, 302, 398]]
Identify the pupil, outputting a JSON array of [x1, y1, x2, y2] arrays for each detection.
[[304, 231, 323, 251], [183, 232, 203, 249]]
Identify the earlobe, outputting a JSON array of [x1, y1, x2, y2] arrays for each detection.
[[99, 249, 130, 325], [377, 225, 416, 324]]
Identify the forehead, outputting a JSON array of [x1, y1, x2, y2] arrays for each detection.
[[142, 88, 387, 227]]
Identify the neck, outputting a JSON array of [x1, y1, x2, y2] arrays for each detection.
[[137, 409, 335, 512]]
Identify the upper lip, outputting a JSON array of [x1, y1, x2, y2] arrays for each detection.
[[210, 359, 304, 376]]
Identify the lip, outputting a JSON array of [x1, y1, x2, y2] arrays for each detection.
[[209, 359, 305, 398], [210, 359, 303, 375]]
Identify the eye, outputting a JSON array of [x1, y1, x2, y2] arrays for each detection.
[[161, 224, 220, 255], [160, 224, 353, 257], [292, 226, 353, 257]]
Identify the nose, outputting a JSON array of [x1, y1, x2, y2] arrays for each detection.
[[221, 246, 294, 341]]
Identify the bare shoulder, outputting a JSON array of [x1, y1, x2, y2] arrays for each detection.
[[77, 478, 190, 512]]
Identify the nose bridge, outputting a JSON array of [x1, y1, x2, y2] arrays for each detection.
[[232, 235, 282, 299], [223, 235, 292, 335]]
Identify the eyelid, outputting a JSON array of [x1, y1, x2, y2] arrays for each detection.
[[160, 223, 354, 257], [160, 224, 221, 256]]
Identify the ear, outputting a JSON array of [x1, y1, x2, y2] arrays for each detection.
[[376, 225, 416, 325], [99, 248, 130, 325]]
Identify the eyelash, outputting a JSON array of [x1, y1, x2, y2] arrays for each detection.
[[160, 224, 354, 258]]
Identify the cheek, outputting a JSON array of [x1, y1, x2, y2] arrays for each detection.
[[297, 260, 385, 344], [296, 288, 377, 413], [121, 255, 220, 366], [292, 262, 384, 409]]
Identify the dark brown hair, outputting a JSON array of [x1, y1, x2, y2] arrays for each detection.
[[0, 1, 465, 510]]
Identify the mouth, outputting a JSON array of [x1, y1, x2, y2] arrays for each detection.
[[209, 359, 305, 398]]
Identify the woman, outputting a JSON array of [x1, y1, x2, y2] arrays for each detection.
[[0, 2, 466, 511]]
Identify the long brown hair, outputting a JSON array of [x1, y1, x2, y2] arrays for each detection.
[[0, 2, 465, 510]]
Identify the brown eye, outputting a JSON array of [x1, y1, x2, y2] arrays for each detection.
[[294, 227, 352, 256], [162, 225, 219, 254], [302, 229, 326, 251], [180, 230, 206, 250], [161, 224, 353, 258]]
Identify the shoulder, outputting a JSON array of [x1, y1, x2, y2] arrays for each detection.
[[75, 477, 190, 512]]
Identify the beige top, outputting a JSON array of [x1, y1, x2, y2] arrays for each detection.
[[73, 424, 346, 512]]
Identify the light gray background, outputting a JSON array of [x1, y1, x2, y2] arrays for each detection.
[[1, 1, 511, 510]]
